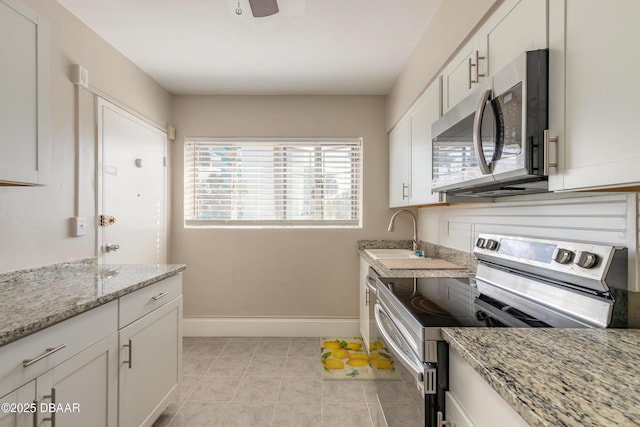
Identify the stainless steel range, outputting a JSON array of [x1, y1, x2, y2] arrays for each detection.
[[370, 233, 630, 427]]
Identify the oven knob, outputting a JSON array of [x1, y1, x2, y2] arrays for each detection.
[[576, 251, 599, 269], [553, 248, 574, 265], [484, 239, 499, 251], [475, 238, 486, 248]]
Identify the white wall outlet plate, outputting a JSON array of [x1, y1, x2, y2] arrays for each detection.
[[72, 216, 87, 237]]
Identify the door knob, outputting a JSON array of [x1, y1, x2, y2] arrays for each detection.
[[105, 243, 120, 253]]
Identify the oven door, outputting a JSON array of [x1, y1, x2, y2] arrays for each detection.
[[373, 302, 434, 427]]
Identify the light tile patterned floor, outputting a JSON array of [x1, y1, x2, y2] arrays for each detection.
[[152, 337, 377, 427]]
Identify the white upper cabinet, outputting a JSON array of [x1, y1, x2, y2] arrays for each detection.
[[389, 117, 411, 207], [410, 80, 441, 205], [548, 0, 640, 191], [0, 0, 49, 185], [442, 0, 547, 116], [441, 36, 485, 115], [482, 0, 548, 77], [389, 79, 442, 208]]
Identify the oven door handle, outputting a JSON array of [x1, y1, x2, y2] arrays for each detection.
[[473, 89, 494, 175], [374, 303, 425, 381], [365, 275, 378, 294]]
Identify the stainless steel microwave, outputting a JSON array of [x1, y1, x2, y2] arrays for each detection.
[[431, 49, 549, 197]]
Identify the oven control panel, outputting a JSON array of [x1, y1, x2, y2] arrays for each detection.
[[473, 233, 628, 294]]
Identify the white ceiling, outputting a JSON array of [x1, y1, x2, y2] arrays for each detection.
[[56, 0, 441, 95]]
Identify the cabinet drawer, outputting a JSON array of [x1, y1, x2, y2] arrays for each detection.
[[119, 274, 182, 328], [0, 301, 117, 397]]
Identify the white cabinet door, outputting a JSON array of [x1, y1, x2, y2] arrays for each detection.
[[389, 117, 411, 207], [410, 80, 441, 205], [448, 349, 528, 427], [359, 257, 372, 353], [0, 381, 36, 427], [441, 37, 485, 114], [36, 334, 118, 427], [549, 0, 640, 191], [119, 297, 182, 427], [444, 392, 476, 427], [0, 0, 49, 185], [482, 0, 547, 77]]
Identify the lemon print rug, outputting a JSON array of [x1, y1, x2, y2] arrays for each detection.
[[321, 337, 400, 380]]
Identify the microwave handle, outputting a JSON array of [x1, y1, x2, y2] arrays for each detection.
[[472, 89, 493, 175]]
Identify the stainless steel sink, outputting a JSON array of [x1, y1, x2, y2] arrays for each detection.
[[364, 249, 422, 260]]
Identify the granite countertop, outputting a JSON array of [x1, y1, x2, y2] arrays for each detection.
[[358, 239, 475, 279], [0, 259, 186, 347], [442, 327, 640, 427]]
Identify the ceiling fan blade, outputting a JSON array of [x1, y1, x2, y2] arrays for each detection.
[[248, 0, 279, 17]]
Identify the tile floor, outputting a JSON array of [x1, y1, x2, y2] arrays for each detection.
[[152, 337, 380, 427]]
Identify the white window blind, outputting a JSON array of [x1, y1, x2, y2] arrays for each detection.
[[184, 138, 362, 227]]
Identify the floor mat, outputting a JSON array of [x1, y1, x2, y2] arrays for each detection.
[[321, 337, 401, 380]]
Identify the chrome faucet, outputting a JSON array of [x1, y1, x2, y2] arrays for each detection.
[[387, 209, 418, 252]]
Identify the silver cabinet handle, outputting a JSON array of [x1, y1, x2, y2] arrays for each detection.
[[402, 183, 409, 200], [152, 291, 170, 301], [23, 345, 66, 368], [543, 129, 559, 175], [42, 388, 56, 426], [472, 50, 485, 83], [123, 339, 132, 369], [472, 89, 494, 175]]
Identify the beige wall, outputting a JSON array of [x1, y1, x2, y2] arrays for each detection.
[[0, 0, 171, 272], [386, 0, 499, 130], [170, 95, 412, 318]]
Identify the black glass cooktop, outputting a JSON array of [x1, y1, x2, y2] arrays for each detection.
[[377, 276, 478, 328]]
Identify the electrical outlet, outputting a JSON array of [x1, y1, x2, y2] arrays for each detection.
[[72, 217, 87, 237]]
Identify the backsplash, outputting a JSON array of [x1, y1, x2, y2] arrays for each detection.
[[418, 192, 640, 327]]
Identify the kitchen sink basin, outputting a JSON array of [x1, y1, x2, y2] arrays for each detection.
[[364, 249, 422, 260]]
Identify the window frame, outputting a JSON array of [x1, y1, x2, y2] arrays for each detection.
[[183, 137, 363, 229]]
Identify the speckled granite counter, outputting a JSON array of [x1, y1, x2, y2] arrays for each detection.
[[442, 328, 640, 427], [358, 239, 475, 279], [0, 259, 186, 347]]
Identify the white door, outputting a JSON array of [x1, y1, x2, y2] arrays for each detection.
[[98, 99, 167, 264]]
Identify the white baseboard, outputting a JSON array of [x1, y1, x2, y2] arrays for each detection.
[[183, 317, 359, 338]]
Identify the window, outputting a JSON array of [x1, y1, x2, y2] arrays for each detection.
[[184, 138, 362, 227]]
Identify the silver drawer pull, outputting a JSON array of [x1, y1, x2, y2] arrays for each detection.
[[123, 339, 132, 369], [152, 291, 170, 301], [23, 345, 66, 368]]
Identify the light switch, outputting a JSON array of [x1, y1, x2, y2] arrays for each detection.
[[72, 217, 87, 237]]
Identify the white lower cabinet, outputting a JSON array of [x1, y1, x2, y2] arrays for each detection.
[[36, 334, 119, 427], [0, 273, 183, 427], [359, 256, 372, 353], [0, 381, 36, 427], [118, 295, 182, 427], [445, 348, 528, 427], [445, 392, 476, 427]]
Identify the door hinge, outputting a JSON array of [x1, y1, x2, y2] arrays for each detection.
[[99, 215, 116, 227]]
